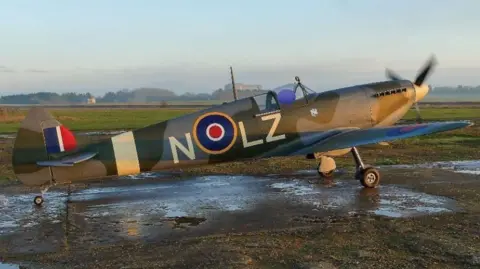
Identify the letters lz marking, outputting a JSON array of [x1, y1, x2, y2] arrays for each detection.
[[261, 113, 286, 143], [238, 121, 263, 148], [238, 113, 286, 148], [169, 133, 196, 164]]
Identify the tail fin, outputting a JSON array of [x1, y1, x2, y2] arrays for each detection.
[[12, 108, 78, 186]]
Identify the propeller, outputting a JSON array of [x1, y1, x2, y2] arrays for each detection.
[[385, 55, 438, 123]]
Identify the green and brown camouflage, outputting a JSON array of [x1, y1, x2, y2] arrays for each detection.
[[11, 78, 472, 189]]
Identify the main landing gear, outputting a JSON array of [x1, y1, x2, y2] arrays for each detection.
[[313, 147, 381, 188], [351, 147, 380, 188]]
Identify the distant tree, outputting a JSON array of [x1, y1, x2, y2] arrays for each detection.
[[3, 84, 477, 105]]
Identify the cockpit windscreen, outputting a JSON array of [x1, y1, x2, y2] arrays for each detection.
[[271, 83, 316, 105]]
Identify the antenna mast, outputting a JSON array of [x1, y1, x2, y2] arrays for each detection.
[[230, 66, 238, 101]]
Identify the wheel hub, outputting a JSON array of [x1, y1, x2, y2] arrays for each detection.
[[365, 173, 377, 184]]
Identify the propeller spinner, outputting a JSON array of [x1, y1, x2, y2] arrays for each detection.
[[385, 55, 438, 123]]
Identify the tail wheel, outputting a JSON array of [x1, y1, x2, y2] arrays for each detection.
[[34, 196, 44, 206]]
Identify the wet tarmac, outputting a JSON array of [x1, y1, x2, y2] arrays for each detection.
[[1, 164, 469, 256], [1, 172, 459, 233]]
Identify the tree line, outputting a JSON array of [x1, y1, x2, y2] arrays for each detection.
[[0, 85, 479, 104], [0, 87, 269, 104]]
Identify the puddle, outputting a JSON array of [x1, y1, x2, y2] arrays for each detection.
[[0, 134, 15, 140], [269, 179, 455, 217], [0, 262, 20, 269], [71, 175, 265, 218], [0, 191, 65, 235], [0, 175, 270, 237], [290, 170, 318, 176], [118, 171, 183, 180], [382, 160, 480, 175]]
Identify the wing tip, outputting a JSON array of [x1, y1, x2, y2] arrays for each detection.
[[426, 120, 474, 128], [453, 120, 474, 128]]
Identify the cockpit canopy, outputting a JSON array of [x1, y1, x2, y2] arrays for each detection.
[[270, 83, 316, 105], [252, 82, 317, 115]]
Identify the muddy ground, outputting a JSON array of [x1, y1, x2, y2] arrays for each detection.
[[0, 131, 480, 269]]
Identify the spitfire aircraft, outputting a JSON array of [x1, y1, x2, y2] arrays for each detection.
[[12, 56, 473, 206]]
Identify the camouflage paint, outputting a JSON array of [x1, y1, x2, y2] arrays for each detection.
[[11, 79, 470, 187]]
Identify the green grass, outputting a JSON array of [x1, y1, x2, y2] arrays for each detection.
[[0, 108, 196, 133], [423, 96, 480, 102], [375, 157, 402, 165], [0, 106, 479, 134], [404, 107, 480, 121]]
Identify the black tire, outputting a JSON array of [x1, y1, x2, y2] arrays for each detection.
[[34, 196, 44, 206], [359, 167, 380, 188], [355, 165, 373, 180]]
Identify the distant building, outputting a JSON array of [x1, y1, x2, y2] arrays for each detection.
[[224, 83, 263, 91], [87, 96, 96, 104]]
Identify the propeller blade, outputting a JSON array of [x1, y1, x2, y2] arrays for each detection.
[[384, 55, 437, 123], [414, 101, 423, 123], [385, 68, 403, 81], [414, 55, 437, 86]]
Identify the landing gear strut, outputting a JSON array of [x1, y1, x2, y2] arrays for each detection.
[[351, 147, 380, 188], [33, 184, 51, 206]]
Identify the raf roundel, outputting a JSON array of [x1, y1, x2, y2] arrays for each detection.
[[192, 112, 238, 154]]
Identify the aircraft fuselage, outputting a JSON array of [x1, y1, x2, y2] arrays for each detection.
[[12, 79, 421, 187], [43, 79, 417, 184]]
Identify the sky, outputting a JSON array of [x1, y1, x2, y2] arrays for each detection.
[[1, 0, 480, 95]]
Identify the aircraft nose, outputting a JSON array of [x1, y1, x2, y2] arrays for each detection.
[[414, 84, 429, 102]]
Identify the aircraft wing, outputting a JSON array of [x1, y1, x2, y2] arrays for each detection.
[[291, 121, 473, 156]]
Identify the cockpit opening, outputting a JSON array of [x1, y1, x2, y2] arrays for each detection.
[[251, 78, 317, 116], [252, 91, 281, 115]]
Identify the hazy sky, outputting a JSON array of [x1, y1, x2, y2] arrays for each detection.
[[1, 0, 480, 95]]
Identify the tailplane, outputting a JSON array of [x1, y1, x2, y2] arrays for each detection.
[[12, 108, 78, 186]]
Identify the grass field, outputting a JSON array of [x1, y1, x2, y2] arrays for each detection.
[[403, 108, 480, 121], [0, 108, 198, 133], [0, 106, 479, 134]]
